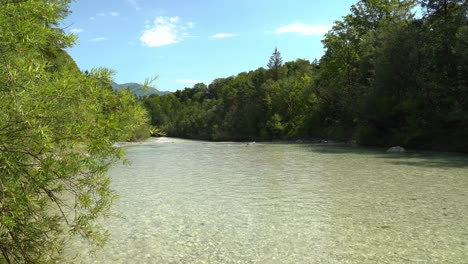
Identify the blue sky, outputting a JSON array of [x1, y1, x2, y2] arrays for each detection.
[[64, 0, 356, 91]]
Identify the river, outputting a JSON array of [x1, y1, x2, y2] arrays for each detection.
[[67, 137, 468, 263]]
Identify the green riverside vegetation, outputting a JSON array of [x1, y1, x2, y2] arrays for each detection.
[[143, 0, 467, 152], [0, 0, 148, 262]]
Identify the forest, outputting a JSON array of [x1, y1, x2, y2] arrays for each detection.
[[143, 0, 467, 152]]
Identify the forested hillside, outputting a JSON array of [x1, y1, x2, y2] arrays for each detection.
[[112, 82, 171, 97], [143, 0, 467, 152]]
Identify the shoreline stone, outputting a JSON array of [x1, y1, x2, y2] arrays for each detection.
[[386, 146, 406, 153]]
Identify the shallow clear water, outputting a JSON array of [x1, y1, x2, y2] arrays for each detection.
[[67, 138, 468, 263]]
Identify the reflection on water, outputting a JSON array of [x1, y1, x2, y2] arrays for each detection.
[[67, 138, 468, 263]]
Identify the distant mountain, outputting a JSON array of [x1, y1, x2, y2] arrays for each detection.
[[112, 82, 171, 97]]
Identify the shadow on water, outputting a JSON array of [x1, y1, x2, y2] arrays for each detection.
[[300, 143, 383, 155], [378, 153, 468, 169], [300, 143, 468, 169]]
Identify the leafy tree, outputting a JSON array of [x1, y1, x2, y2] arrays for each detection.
[[266, 113, 285, 138], [312, 0, 416, 139], [0, 1, 148, 262]]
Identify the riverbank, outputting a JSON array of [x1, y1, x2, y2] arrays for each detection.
[[158, 134, 468, 154]]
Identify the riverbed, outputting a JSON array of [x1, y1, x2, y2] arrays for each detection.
[[67, 137, 468, 263]]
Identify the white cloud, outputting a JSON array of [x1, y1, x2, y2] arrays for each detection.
[[212, 33, 237, 39], [70, 28, 84, 34], [96, 13, 106, 17], [186, 22, 195, 29], [89, 17, 95, 20], [89, 37, 108, 42], [110, 12, 120, 16], [176, 79, 202, 84], [275, 23, 331, 36], [140, 16, 191, 47]]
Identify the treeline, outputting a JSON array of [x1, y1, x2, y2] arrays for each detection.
[[143, 0, 467, 152], [0, 1, 148, 262], [144, 57, 318, 141]]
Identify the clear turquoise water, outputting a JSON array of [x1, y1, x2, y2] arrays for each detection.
[[67, 138, 468, 263]]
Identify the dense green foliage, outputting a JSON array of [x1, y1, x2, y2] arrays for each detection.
[[0, 0, 148, 263], [143, 0, 467, 152], [144, 59, 317, 141]]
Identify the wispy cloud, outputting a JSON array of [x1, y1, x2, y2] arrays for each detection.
[[212, 33, 237, 39], [90, 12, 120, 20], [275, 23, 331, 36], [70, 28, 84, 34], [126, 0, 141, 10], [140, 16, 192, 47], [89, 37, 108, 42], [176, 79, 202, 84]]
